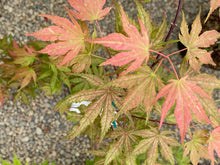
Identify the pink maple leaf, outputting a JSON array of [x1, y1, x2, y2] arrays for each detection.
[[152, 76, 212, 144], [25, 8, 88, 67], [68, 0, 112, 22], [89, 6, 150, 75], [208, 126, 220, 165]]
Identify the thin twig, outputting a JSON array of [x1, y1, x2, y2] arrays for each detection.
[[151, 0, 182, 69], [132, 115, 177, 126], [150, 49, 179, 80]]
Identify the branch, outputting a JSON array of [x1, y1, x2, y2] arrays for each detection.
[[132, 115, 177, 126], [151, 0, 182, 68]]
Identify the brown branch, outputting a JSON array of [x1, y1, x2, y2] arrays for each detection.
[[151, 0, 182, 69], [132, 115, 177, 126]]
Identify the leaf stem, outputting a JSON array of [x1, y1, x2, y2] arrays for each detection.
[[150, 55, 175, 76], [167, 47, 187, 57], [149, 49, 179, 80], [132, 115, 177, 126], [164, 0, 182, 42], [90, 54, 108, 60], [151, 0, 182, 68]]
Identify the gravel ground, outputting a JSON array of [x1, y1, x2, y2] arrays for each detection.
[[0, 0, 219, 164]]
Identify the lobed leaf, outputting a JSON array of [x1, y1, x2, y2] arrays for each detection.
[[153, 76, 212, 144], [25, 11, 88, 67], [208, 126, 220, 165], [89, 6, 150, 75], [204, 0, 220, 23], [68, 0, 112, 22], [179, 10, 220, 72], [104, 136, 124, 165], [184, 130, 209, 165]]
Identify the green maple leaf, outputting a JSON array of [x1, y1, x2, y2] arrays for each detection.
[[105, 66, 164, 121], [184, 130, 210, 165], [55, 74, 124, 142], [132, 128, 179, 165], [104, 128, 138, 165]]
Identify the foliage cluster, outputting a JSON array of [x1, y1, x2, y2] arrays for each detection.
[[0, 0, 220, 164]]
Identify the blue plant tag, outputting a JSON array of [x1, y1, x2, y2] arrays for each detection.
[[112, 101, 117, 128]]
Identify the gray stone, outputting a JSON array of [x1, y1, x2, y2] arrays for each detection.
[[36, 127, 43, 135], [21, 137, 29, 142]]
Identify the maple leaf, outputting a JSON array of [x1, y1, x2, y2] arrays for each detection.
[[104, 128, 138, 165], [179, 10, 220, 72], [68, 0, 112, 22], [10, 66, 37, 90], [205, 0, 220, 23], [8, 44, 37, 66], [55, 74, 124, 141], [152, 76, 212, 144], [25, 7, 89, 68], [208, 126, 220, 165], [106, 66, 164, 120], [183, 130, 210, 165], [187, 73, 220, 126], [89, 6, 151, 75], [132, 128, 179, 165]]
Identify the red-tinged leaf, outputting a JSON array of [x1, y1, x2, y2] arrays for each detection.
[[153, 77, 212, 144], [70, 54, 92, 73], [187, 73, 220, 96], [0, 87, 9, 108], [13, 39, 19, 49], [68, 0, 112, 22], [8, 45, 37, 66], [208, 126, 220, 165], [108, 66, 163, 120], [179, 10, 220, 72], [25, 12, 88, 67], [89, 6, 151, 75], [205, 0, 220, 23], [10, 67, 36, 90], [184, 130, 209, 165], [194, 30, 220, 48]]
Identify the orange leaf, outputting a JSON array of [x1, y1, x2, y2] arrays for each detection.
[[25, 8, 88, 67], [89, 6, 151, 75], [179, 10, 220, 72], [208, 126, 220, 165], [204, 0, 220, 23], [68, 0, 112, 22], [152, 76, 212, 144]]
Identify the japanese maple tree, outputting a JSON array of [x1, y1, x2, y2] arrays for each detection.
[[0, 0, 220, 164]]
